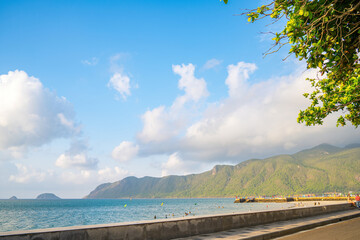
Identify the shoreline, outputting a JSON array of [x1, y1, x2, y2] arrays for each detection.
[[0, 200, 348, 233], [0, 202, 354, 240]]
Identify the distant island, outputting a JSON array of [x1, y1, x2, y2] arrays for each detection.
[[36, 193, 61, 200], [9, 196, 17, 200], [85, 143, 360, 199]]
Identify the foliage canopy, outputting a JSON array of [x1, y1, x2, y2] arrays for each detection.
[[225, 0, 360, 127]]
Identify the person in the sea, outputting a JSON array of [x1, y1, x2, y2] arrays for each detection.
[[355, 194, 360, 208]]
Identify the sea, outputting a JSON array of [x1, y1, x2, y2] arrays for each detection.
[[0, 198, 293, 232]]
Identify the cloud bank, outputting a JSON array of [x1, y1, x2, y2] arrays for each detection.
[[183, 62, 357, 161], [9, 162, 128, 185], [114, 61, 359, 173], [9, 163, 54, 183], [59, 166, 129, 184]]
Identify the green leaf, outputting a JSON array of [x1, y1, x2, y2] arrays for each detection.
[[244, 0, 360, 127]]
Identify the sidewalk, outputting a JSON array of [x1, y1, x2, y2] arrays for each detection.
[[175, 209, 360, 240], [276, 216, 360, 240]]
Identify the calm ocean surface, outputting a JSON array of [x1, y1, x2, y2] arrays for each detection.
[[0, 198, 293, 232]]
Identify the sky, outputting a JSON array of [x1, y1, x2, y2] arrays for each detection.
[[0, 0, 359, 199]]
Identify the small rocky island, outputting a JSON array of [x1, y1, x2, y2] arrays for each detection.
[[36, 193, 61, 200], [9, 196, 18, 200]]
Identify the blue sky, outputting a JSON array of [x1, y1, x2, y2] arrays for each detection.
[[0, 0, 358, 198]]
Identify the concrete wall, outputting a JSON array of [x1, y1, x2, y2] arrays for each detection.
[[0, 203, 354, 240]]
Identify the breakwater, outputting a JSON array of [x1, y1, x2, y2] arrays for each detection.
[[234, 196, 356, 203], [0, 202, 354, 240]]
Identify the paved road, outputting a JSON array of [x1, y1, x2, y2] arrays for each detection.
[[276, 216, 360, 240]]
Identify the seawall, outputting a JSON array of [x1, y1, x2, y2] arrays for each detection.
[[234, 196, 356, 203], [0, 202, 354, 240]]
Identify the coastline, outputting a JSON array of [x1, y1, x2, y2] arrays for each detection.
[[0, 198, 350, 233], [0, 202, 355, 240]]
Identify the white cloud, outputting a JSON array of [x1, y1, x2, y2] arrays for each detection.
[[203, 58, 223, 70], [183, 63, 358, 161], [172, 63, 209, 107], [161, 152, 206, 177], [81, 57, 98, 66], [56, 153, 98, 169], [8, 162, 127, 186], [0, 70, 78, 156], [98, 166, 128, 182], [161, 152, 186, 177], [108, 72, 131, 100], [110, 53, 129, 67], [137, 64, 208, 143], [137, 106, 182, 143], [57, 113, 76, 129], [225, 61, 257, 97], [9, 163, 53, 183], [55, 140, 98, 169], [60, 166, 128, 184], [60, 170, 92, 184], [108, 53, 134, 100], [112, 141, 139, 162], [135, 62, 359, 164]]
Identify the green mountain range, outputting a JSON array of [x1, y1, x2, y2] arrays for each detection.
[[85, 144, 360, 198]]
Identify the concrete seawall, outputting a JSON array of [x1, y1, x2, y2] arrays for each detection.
[[0, 203, 354, 240]]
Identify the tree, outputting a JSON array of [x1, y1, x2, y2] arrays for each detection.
[[224, 0, 360, 127]]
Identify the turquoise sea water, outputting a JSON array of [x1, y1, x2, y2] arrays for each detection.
[[0, 198, 293, 232]]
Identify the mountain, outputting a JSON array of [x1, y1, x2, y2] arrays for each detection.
[[85, 144, 360, 198], [9, 196, 17, 200], [36, 193, 61, 200]]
